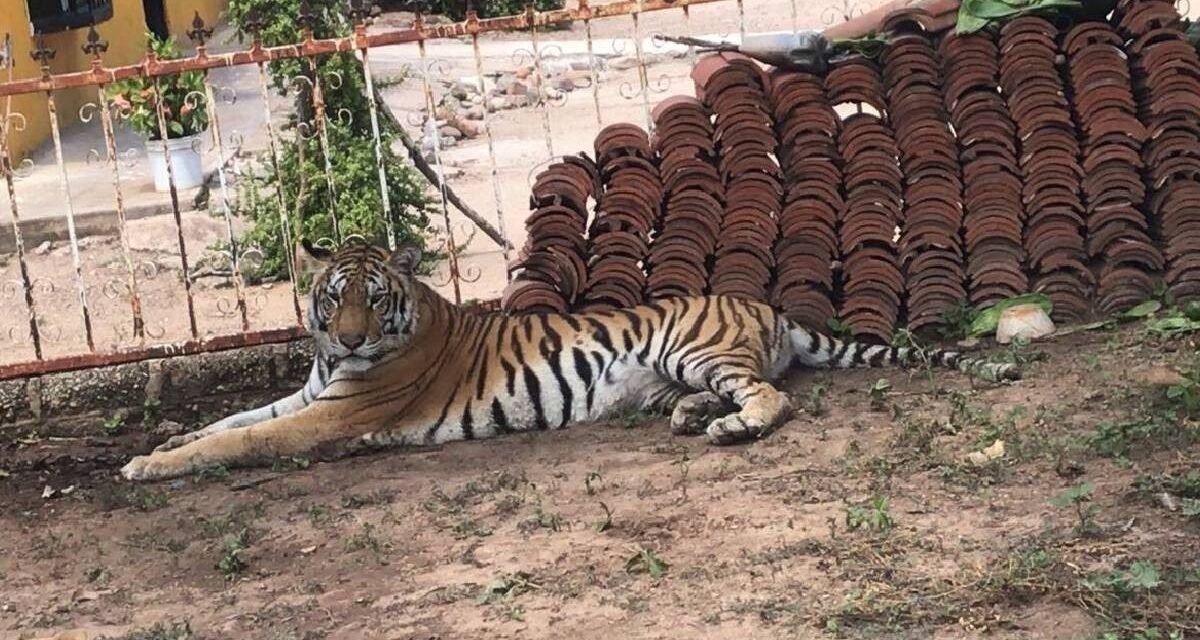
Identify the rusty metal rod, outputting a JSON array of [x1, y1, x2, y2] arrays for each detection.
[[370, 84, 514, 251], [0, 0, 726, 99]]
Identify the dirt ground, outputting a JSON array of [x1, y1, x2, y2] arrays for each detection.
[[1, 323, 1198, 640]]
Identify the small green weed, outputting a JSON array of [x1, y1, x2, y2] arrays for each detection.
[[845, 495, 894, 533], [109, 622, 194, 640], [217, 529, 250, 580], [102, 414, 127, 436], [868, 379, 891, 411], [625, 545, 669, 578], [806, 383, 828, 417], [1051, 481, 1100, 536]]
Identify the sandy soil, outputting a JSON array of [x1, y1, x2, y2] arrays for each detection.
[[2, 324, 1198, 639]]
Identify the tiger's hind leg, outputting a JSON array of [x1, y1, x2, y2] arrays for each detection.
[[689, 364, 794, 445], [669, 392, 736, 436]]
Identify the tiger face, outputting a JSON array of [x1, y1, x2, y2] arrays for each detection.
[[299, 239, 423, 364]]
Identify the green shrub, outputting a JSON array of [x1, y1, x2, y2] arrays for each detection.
[[226, 0, 432, 279]]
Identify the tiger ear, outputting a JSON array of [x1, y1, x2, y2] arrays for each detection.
[[296, 239, 333, 278], [389, 243, 422, 275]]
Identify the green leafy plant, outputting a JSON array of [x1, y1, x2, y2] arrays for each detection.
[[107, 34, 209, 140], [217, 529, 250, 580], [625, 545, 669, 578], [1051, 481, 1100, 536], [868, 378, 891, 411], [102, 413, 127, 436], [845, 495, 894, 532], [423, 0, 566, 21], [226, 0, 431, 279]]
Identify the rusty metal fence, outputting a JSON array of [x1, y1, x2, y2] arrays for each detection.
[[0, 0, 871, 380]]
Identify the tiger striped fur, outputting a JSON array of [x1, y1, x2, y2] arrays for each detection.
[[120, 239, 1020, 481]]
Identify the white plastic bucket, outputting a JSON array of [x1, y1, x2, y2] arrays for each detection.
[[146, 133, 204, 192]]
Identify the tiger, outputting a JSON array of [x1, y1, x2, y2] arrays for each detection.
[[120, 238, 1020, 481]]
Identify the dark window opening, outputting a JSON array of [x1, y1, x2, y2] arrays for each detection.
[[27, 0, 114, 34]]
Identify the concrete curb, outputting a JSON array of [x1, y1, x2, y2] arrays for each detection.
[[0, 195, 202, 254], [0, 338, 314, 441]]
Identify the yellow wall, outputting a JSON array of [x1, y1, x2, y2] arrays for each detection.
[[1, 0, 228, 161], [165, 0, 227, 43]]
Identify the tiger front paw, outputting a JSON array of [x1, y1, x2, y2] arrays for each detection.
[[120, 453, 185, 482]]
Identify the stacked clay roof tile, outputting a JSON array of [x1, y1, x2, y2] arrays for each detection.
[[826, 55, 904, 343], [882, 29, 966, 332], [939, 30, 1028, 308], [694, 52, 782, 303], [499, 7, 1200, 333], [1115, 0, 1200, 303], [646, 96, 723, 299], [767, 68, 841, 330], [502, 154, 598, 313], [1063, 20, 1164, 313], [998, 17, 1093, 321], [581, 124, 662, 310]]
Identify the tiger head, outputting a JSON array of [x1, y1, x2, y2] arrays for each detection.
[[298, 238, 424, 363]]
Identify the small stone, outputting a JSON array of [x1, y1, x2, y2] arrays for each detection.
[[456, 121, 482, 138], [553, 77, 576, 92], [514, 65, 533, 79], [504, 79, 529, 96], [464, 105, 485, 120], [487, 97, 507, 112], [34, 241, 52, 255], [438, 125, 463, 140], [609, 55, 639, 70], [450, 85, 468, 101], [470, 94, 484, 106], [504, 94, 530, 109]]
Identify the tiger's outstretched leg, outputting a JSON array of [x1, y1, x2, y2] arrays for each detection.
[[121, 403, 376, 481], [669, 392, 736, 436]]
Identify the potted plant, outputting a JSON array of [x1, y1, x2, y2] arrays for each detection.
[[108, 34, 209, 192]]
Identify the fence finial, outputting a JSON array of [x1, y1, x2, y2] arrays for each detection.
[[82, 24, 109, 58], [348, 0, 372, 24], [242, 8, 265, 46], [30, 32, 55, 76], [187, 11, 214, 48], [298, 0, 317, 38]]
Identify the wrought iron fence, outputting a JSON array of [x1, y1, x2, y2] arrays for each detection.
[[0, 0, 875, 380]]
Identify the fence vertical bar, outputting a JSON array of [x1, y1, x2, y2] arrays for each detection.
[[580, 0, 604, 127], [467, 9, 513, 270], [349, 2, 396, 250], [631, 0, 653, 131], [34, 36, 96, 351], [1, 40, 42, 359], [84, 26, 145, 343], [297, 3, 342, 243], [149, 59, 200, 340], [526, 4, 555, 158], [188, 14, 250, 332], [415, 14, 462, 304], [244, 10, 303, 326], [737, 0, 747, 40]]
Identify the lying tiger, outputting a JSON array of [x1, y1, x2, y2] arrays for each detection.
[[120, 238, 1019, 481]]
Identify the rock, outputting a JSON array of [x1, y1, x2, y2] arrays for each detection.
[[34, 241, 52, 255], [609, 55, 639, 71], [505, 79, 529, 96], [464, 105, 486, 120], [504, 94, 530, 109], [1134, 365, 1188, 387], [450, 84, 469, 101], [553, 76, 576, 92], [151, 419, 187, 438], [487, 97, 507, 112], [438, 125, 463, 140], [456, 76, 484, 95], [996, 304, 1054, 344], [457, 120, 482, 138], [514, 65, 534, 80]]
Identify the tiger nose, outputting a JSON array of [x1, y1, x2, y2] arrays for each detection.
[[339, 333, 365, 350]]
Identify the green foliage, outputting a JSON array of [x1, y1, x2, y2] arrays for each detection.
[[1051, 481, 1100, 536], [217, 529, 250, 580], [625, 545, 669, 578], [426, 0, 566, 21], [845, 495, 894, 532], [225, 0, 432, 279], [108, 35, 209, 140]]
